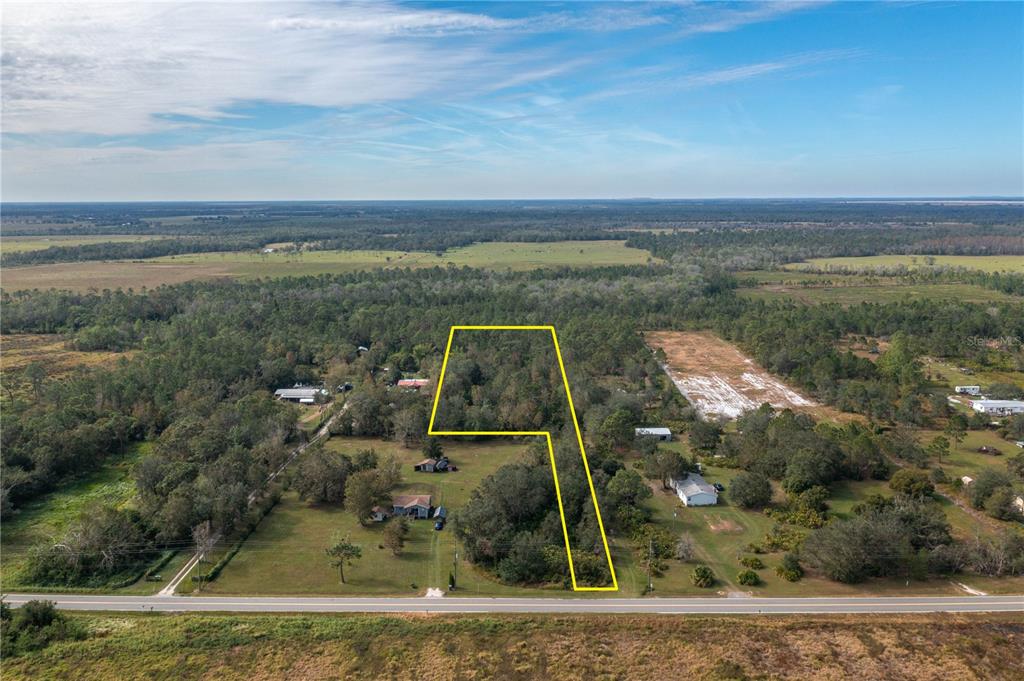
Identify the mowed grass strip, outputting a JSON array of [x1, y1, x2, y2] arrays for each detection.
[[787, 254, 1024, 273], [0, 241, 658, 291]]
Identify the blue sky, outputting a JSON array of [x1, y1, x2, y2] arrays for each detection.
[[2, 1, 1021, 200]]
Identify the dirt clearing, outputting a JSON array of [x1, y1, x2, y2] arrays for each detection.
[[646, 330, 852, 422]]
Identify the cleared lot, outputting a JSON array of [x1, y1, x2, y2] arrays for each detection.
[[645, 330, 849, 421]]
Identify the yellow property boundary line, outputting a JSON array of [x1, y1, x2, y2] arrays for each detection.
[[427, 325, 619, 592]]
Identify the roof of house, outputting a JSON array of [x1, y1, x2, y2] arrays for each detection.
[[397, 378, 430, 387], [274, 387, 322, 399], [673, 473, 717, 499], [393, 494, 432, 509], [972, 400, 1024, 408], [415, 458, 438, 467], [371, 505, 390, 515], [635, 427, 672, 436]]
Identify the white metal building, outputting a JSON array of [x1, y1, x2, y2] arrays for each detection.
[[954, 385, 981, 395], [274, 387, 324, 404], [971, 400, 1024, 416], [635, 427, 672, 442]]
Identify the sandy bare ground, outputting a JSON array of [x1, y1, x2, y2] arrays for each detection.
[[645, 330, 852, 422]]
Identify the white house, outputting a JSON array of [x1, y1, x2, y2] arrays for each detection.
[[955, 385, 981, 395], [961, 475, 974, 487], [635, 427, 672, 442], [971, 400, 1024, 416], [1013, 496, 1024, 515], [671, 473, 718, 506], [370, 506, 391, 522]]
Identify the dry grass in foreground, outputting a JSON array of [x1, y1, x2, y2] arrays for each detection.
[[4, 612, 1023, 681]]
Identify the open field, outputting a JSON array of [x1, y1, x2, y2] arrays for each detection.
[[736, 271, 1018, 305], [646, 330, 850, 421], [921, 357, 1024, 394], [6, 611, 1024, 681], [0, 235, 165, 254], [0, 241, 657, 291], [787, 254, 1024, 273], [0, 334, 131, 380]]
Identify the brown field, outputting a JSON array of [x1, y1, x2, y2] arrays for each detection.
[[0, 261, 237, 291], [0, 334, 130, 379], [5, 612, 1024, 681], [646, 330, 852, 421]]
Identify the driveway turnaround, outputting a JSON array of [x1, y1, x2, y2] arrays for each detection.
[[3, 594, 1022, 614]]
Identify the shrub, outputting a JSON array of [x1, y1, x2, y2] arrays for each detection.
[[729, 471, 773, 509], [1, 600, 86, 657], [737, 569, 761, 586], [775, 552, 804, 582], [739, 556, 765, 570], [691, 565, 715, 588], [889, 468, 934, 498]]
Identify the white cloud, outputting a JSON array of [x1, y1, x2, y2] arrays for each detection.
[[0, 2, 512, 136]]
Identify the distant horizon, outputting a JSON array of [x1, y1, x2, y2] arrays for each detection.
[[3, 196, 1023, 206]]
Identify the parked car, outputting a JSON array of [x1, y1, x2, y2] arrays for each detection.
[[713, 482, 725, 492], [434, 520, 445, 531]]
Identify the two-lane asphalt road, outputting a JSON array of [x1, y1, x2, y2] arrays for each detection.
[[3, 593, 1022, 614]]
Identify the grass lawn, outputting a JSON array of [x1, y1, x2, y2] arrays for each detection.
[[787, 254, 1024, 273], [1, 241, 658, 291], [201, 436, 577, 596]]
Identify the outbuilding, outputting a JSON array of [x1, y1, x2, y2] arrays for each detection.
[[955, 385, 982, 395], [971, 400, 1024, 416], [274, 387, 325, 403], [635, 427, 672, 442]]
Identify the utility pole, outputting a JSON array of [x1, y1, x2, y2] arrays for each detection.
[[647, 538, 654, 593]]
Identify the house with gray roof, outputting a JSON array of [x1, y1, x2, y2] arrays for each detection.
[[671, 473, 718, 506]]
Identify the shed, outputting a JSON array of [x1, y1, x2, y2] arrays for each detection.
[[414, 458, 438, 473], [635, 427, 672, 442]]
